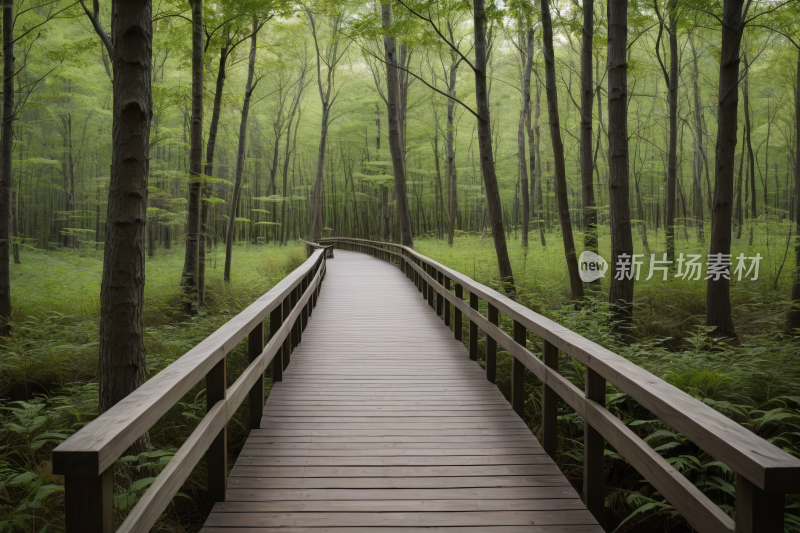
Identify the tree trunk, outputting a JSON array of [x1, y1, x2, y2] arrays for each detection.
[[541, 0, 583, 299], [198, 43, 229, 307], [608, 0, 634, 321], [180, 0, 203, 314], [743, 53, 756, 245], [0, 0, 12, 334], [520, 28, 533, 249], [690, 35, 706, 243], [382, 2, 413, 247], [665, 0, 678, 262], [706, 0, 745, 338], [534, 72, 546, 246], [580, 0, 597, 257], [224, 26, 257, 281], [99, 0, 153, 455], [786, 47, 800, 333], [472, 0, 513, 289], [446, 41, 459, 246]]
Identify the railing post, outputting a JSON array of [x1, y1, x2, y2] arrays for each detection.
[[270, 304, 283, 382], [301, 276, 309, 331], [584, 367, 606, 527], [290, 285, 299, 350], [427, 266, 435, 309], [248, 321, 264, 430], [64, 469, 113, 533], [436, 271, 444, 317], [444, 276, 451, 327], [454, 284, 463, 341], [541, 340, 558, 459], [735, 476, 784, 533], [486, 304, 497, 383], [283, 294, 292, 369], [307, 270, 314, 318], [469, 292, 478, 361], [206, 355, 227, 508], [511, 321, 525, 418]]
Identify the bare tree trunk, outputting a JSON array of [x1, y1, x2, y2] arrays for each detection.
[[520, 28, 533, 249], [473, 0, 514, 289], [180, 0, 203, 314], [541, 0, 583, 299], [744, 53, 756, 245], [689, 35, 706, 243], [706, 0, 745, 339], [663, 0, 678, 262], [534, 73, 546, 246], [580, 0, 597, 257], [0, 0, 13, 334], [224, 26, 258, 281], [382, 2, 413, 247], [99, 0, 153, 455], [446, 38, 459, 247], [608, 0, 634, 321], [786, 47, 800, 333], [199, 42, 229, 307]]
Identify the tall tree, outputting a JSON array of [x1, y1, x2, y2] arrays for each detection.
[[308, 7, 348, 241], [224, 20, 259, 281], [382, 0, 413, 247], [519, 25, 533, 249], [0, 0, 12, 335], [706, 0, 746, 338], [580, 0, 597, 258], [540, 0, 583, 299], [180, 0, 204, 314], [786, 48, 800, 333], [655, 0, 678, 262], [93, 0, 153, 453], [608, 0, 634, 321]]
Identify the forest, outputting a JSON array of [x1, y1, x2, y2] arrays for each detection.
[[0, 0, 799, 530]]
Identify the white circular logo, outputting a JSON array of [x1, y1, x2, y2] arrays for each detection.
[[578, 251, 608, 282]]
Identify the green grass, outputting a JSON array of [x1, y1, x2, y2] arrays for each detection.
[[0, 242, 306, 532]]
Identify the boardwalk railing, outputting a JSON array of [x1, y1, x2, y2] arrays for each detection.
[[320, 237, 800, 533], [53, 246, 329, 533]]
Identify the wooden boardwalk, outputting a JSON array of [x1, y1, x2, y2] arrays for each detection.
[[202, 250, 602, 532]]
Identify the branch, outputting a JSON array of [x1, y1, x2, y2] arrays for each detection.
[[393, 0, 476, 73], [78, 0, 113, 57]]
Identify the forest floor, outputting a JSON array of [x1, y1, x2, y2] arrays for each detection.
[[0, 229, 798, 532]]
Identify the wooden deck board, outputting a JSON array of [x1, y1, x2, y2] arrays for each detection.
[[201, 251, 600, 532]]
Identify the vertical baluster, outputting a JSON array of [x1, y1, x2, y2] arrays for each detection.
[[436, 271, 444, 317], [307, 270, 314, 318], [282, 295, 291, 370], [541, 340, 558, 458], [511, 321, 525, 418], [206, 355, 227, 507], [63, 469, 113, 533], [270, 303, 283, 382], [248, 321, 264, 430], [454, 284, 463, 341], [469, 292, 478, 361], [735, 475, 784, 533], [427, 266, 435, 309], [485, 304, 498, 383], [444, 276, 451, 327], [301, 276, 308, 332], [584, 367, 605, 527]]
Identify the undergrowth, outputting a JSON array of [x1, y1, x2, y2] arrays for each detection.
[[0, 243, 305, 532]]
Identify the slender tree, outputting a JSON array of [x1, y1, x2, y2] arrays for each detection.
[[540, 0, 583, 299], [580, 0, 597, 258], [787, 48, 800, 333], [608, 0, 634, 321], [382, 0, 413, 247], [0, 0, 12, 335], [180, 0, 204, 314], [706, 0, 746, 338], [224, 21, 259, 281]]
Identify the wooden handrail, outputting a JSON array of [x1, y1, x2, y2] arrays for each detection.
[[321, 237, 800, 533], [300, 239, 334, 258], [53, 248, 328, 533]]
